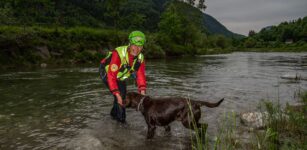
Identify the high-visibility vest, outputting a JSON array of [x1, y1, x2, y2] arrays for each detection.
[[104, 45, 144, 81]]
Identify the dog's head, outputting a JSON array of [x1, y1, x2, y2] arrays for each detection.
[[125, 92, 144, 108]]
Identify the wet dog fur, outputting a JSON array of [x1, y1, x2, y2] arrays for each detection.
[[125, 92, 224, 139]]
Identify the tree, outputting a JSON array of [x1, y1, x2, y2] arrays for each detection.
[[158, 1, 205, 55], [0, 3, 16, 25], [158, 2, 185, 43], [248, 30, 256, 37], [216, 35, 227, 49], [244, 37, 257, 48], [117, 0, 159, 31], [187, 0, 195, 6], [197, 0, 206, 11], [280, 27, 293, 42], [102, 0, 126, 28]]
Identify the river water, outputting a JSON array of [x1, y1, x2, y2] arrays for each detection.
[[0, 52, 306, 149]]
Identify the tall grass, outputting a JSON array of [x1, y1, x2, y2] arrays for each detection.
[[187, 100, 239, 150], [214, 111, 240, 150], [186, 99, 209, 150], [188, 92, 307, 150], [254, 92, 307, 149]]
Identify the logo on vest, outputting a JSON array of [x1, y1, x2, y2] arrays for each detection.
[[111, 64, 118, 72]]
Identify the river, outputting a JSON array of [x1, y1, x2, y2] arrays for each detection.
[[0, 52, 306, 149]]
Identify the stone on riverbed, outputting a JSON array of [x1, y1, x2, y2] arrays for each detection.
[[40, 63, 47, 68], [240, 112, 268, 129], [281, 73, 307, 81]]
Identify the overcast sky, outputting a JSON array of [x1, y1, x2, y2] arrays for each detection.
[[204, 0, 307, 35]]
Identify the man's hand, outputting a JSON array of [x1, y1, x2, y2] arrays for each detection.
[[140, 90, 146, 95], [115, 93, 124, 107]]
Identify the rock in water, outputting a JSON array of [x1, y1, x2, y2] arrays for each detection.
[[281, 73, 302, 80], [240, 112, 268, 129], [40, 63, 47, 68]]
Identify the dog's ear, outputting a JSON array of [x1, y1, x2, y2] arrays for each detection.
[[125, 92, 140, 108], [126, 92, 140, 99], [125, 92, 138, 107]]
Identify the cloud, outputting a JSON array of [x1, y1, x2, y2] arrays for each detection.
[[205, 0, 307, 35]]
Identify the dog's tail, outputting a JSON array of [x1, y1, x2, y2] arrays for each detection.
[[193, 98, 224, 108]]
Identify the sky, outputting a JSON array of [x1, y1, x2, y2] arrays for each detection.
[[204, 0, 307, 36]]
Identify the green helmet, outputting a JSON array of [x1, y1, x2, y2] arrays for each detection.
[[129, 31, 146, 46]]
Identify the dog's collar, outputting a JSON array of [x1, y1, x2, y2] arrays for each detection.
[[137, 96, 146, 111]]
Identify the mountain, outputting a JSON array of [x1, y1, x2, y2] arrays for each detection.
[[176, 0, 244, 38], [203, 13, 244, 38]]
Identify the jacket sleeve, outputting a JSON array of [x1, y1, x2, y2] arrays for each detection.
[[136, 60, 146, 93], [107, 51, 121, 95]]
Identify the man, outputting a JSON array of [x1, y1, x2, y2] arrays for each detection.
[[100, 31, 146, 123]]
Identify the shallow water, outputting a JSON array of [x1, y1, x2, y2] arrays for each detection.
[[0, 52, 306, 149]]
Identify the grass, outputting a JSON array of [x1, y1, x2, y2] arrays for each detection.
[[187, 100, 239, 150], [214, 111, 240, 150], [188, 91, 307, 150], [255, 92, 307, 150], [186, 99, 208, 150]]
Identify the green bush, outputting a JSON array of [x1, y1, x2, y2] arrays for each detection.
[[0, 26, 131, 66]]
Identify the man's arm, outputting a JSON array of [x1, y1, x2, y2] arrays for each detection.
[[107, 51, 124, 106], [136, 60, 146, 95]]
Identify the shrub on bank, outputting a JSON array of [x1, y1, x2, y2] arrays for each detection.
[[0, 26, 168, 66], [0, 26, 128, 66]]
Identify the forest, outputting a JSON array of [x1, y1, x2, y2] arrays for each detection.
[[242, 17, 307, 51], [0, 0, 306, 67]]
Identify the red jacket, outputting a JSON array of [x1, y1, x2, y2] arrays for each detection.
[[107, 50, 146, 95]]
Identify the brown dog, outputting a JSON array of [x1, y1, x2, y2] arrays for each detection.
[[125, 92, 224, 139]]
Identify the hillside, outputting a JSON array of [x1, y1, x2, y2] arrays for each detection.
[[239, 16, 307, 51], [0, 0, 241, 38], [0, 0, 243, 67], [203, 13, 244, 38]]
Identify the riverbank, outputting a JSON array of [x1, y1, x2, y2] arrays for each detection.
[[190, 91, 307, 150], [0, 26, 167, 69], [1, 26, 306, 70], [238, 46, 307, 52]]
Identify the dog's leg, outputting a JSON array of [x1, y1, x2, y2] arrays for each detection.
[[164, 125, 171, 132], [180, 107, 192, 129], [147, 124, 156, 139], [181, 114, 193, 129], [145, 116, 156, 139], [193, 108, 203, 129], [181, 107, 203, 130]]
